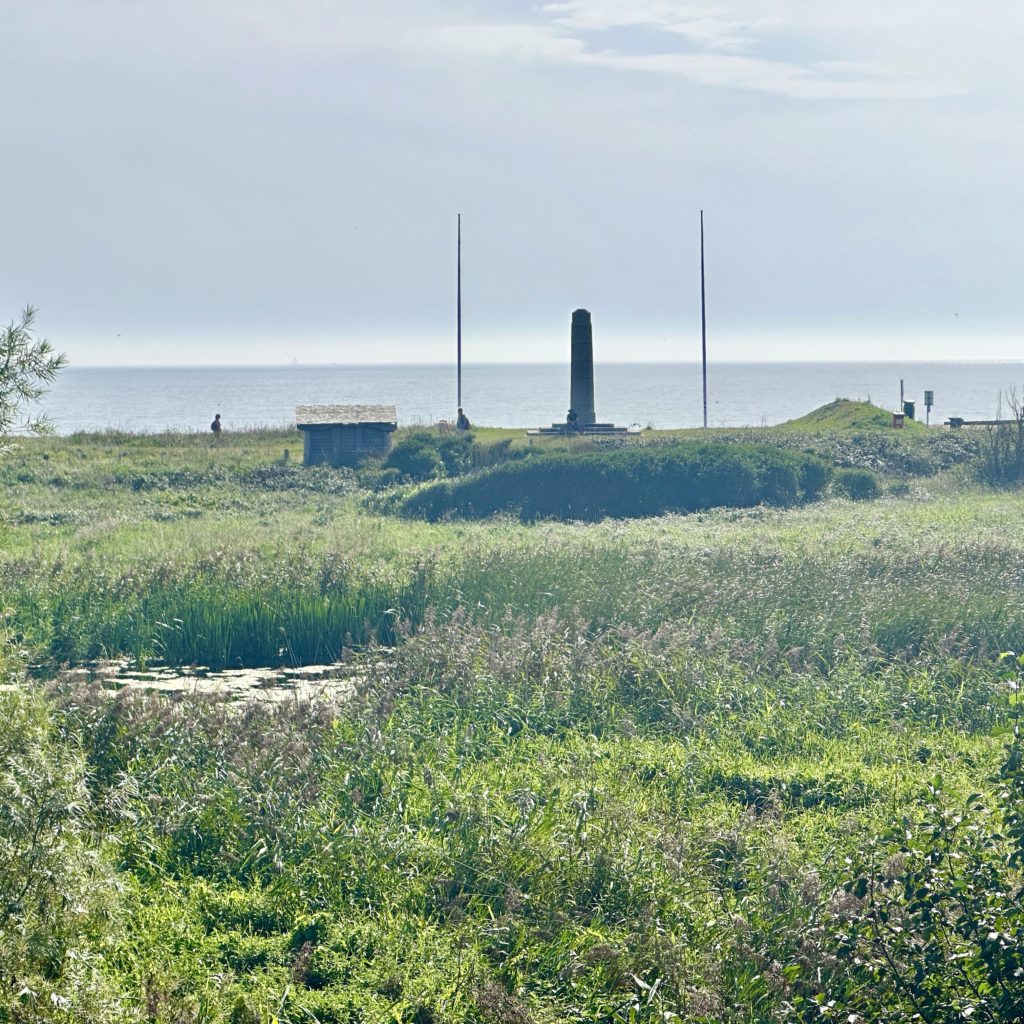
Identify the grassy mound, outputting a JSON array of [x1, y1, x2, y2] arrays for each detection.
[[396, 443, 831, 521], [782, 398, 927, 432]]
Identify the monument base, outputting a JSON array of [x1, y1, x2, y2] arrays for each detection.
[[527, 422, 638, 436]]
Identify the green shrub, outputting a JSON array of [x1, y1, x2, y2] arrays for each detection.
[[384, 436, 445, 481], [831, 730, 1024, 1023], [0, 691, 124, 1015], [290, 913, 333, 951], [397, 443, 832, 521], [432, 431, 475, 476], [798, 456, 832, 500], [384, 430, 483, 483], [976, 417, 1024, 487], [833, 467, 880, 500]]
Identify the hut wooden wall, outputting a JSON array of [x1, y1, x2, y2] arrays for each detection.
[[301, 424, 393, 466]]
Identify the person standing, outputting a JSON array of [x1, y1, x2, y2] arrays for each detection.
[[211, 413, 223, 444]]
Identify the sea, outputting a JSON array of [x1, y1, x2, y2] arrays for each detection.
[[29, 362, 1024, 435]]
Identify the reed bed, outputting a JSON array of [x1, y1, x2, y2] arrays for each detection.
[[5, 498, 1024, 668]]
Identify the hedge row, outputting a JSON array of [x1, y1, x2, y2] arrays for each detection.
[[397, 443, 832, 521]]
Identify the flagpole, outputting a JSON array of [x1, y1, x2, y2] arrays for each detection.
[[701, 210, 708, 430], [457, 213, 462, 412]]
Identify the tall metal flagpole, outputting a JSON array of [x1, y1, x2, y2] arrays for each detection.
[[457, 214, 462, 412], [700, 210, 708, 430]]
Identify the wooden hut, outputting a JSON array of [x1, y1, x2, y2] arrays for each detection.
[[295, 404, 397, 466]]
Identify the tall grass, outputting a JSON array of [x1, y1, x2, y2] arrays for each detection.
[[9, 560, 432, 669], [6, 494, 1024, 668]]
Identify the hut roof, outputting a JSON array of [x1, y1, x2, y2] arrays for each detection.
[[295, 404, 397, 427]]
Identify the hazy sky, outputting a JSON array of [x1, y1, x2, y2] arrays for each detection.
[[3, 0, 1022, 365]]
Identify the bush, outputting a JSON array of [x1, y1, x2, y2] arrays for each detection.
[[798, 456, 833, 500], [384, 430, 502, 483], [432, 432, 475, 476], [977, 416, 1024, 487], [0, 691, 124, 1015], [397, 443, 832, 521], [832, 467, 880, 500], [829, 715, 1024, 1023], [384, 436, 445, 481]]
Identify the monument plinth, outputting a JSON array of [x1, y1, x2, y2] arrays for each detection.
[[530, 308, 634, 436]]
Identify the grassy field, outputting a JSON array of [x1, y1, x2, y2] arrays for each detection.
[[2, 421, 1023, 1022]]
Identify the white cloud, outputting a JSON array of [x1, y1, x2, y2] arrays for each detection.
[[8, 1, 968, 102], [430, 5, 962, 101], [543, 0, 771, 52]]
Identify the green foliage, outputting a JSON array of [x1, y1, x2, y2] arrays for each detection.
[[797, 454, 833, 499], [398, 443, 832, 522], [358, 465, 403, 491], [832, 778, 1024, 1022], [0, 306, 67, 446], [385, 433, 446, 481], [430, 431, 476, 476], [10, 560, 430, 670], [977, 406, 1024, 487], [384, 429, 477, 482], [661, 426, 979, 478], [809, 657, 1024, 1023], [0, 690, 127, 1020], [381, 430, 522, 486], [832, 466, 880, 500]]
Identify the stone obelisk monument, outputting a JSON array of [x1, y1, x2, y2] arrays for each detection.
[[531, 308, 630, 435], [569, 308, 596, 426]]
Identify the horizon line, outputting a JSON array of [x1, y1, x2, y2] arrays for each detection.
[[61, 357, 1024, 370]]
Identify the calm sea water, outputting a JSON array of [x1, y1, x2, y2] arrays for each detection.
[[31, 362, 1024, 434]]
